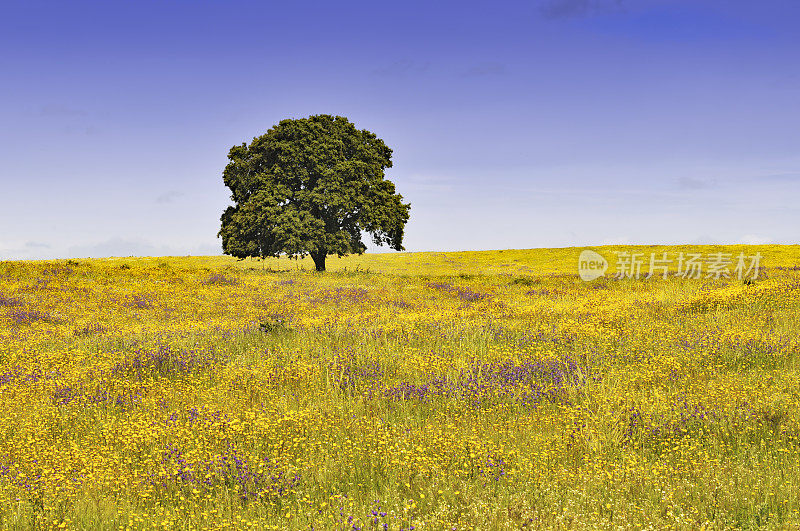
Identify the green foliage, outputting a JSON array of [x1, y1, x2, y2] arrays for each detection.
[[511, 276, 539, 286], [218, 115, 411, 271], [258, 318, 292, 334]]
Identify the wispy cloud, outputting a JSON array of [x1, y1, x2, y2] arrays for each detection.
[[401, 174, 456, 193], [39, 104, 89, 117], [66, 238, 221, 259], [690, 235, 721, 245], [757, 172, 800, 182], [677, 176, 716, 190], [539, 0, 624, 19], [156, 190, 184, 204], [739, 234, 773, 245], [67, 238, 176, 258], [0, 241, 52, 260]]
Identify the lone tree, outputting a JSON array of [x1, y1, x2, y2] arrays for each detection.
[[218, 115, 410, 271]]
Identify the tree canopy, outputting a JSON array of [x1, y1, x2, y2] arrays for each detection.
[[218, 115, 410, 271]]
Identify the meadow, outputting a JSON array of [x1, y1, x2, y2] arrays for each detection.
[[0, 245, 798, 529]]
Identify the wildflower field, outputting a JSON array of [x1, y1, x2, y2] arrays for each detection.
[[1, 245, 799, 529]]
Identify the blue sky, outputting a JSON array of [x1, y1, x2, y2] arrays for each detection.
[[1, 0, 798, 259]]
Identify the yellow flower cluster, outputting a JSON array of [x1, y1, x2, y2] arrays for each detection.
[[0, 245, 798, 528]]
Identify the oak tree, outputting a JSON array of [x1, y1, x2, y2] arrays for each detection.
[[218, 115, 410, 271]]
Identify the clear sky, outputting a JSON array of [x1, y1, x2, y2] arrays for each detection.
[[1, 0, 798, 259]]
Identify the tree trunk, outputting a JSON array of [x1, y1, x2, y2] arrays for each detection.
[[311, 252, 326, 272]]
